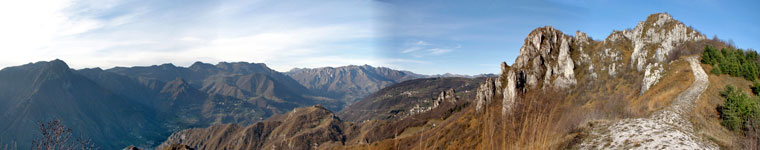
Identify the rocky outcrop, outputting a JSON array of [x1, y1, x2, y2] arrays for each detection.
[[513, 26, 578, 89], [433, 88, 457, 107], [475, 13, 707, 117], [420, 88, 459, 115], [476, 26, 582, 113], [607, 13, 706, 93], [475, 78, 496, 112], [501, 70, 517, 115]]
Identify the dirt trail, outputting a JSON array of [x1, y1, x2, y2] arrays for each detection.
[[577, 56, 717, 149]]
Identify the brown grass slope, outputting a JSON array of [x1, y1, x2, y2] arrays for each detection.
[[338, 77, 484, 122], [158, 105, 350, 150]]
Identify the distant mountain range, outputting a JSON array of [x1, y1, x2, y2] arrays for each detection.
[[157, 77, 480, 149], [0, 59, 480, 149], [286, 65, 424, 103], [286, 65, 496, 103]]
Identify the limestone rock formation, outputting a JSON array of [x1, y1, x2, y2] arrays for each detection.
[[513, 26, 578, 89], [475, 78, 496, 112], [607, 13, 706, 93], [501, 70, 517, 115], [433, 88, 457, 108], [475, 13, 707, 117]]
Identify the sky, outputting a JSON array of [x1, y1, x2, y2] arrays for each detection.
[[0, 0, 758, 75]]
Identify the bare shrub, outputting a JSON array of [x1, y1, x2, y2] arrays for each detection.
[[31, 119, 98, 150], [744, 119, 760, 149], [668, 38, 731, 62], [1, 141, 17, 150]]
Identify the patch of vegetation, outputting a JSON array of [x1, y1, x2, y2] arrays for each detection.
[[702, 45, 760, 81], [719, 85, 760, 132], [752, 82, 760, 96]]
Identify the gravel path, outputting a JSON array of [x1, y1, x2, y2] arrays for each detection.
[[577, 56, 717, 149]]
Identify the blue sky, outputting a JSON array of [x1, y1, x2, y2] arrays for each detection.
[[0, 0, 757, 75]]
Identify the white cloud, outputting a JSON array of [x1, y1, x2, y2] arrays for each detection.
[[415, 40, 430, 45], [400, 40, 459, 57], [402, 47, 422, 53], [0, 0, 105, 66], [428, 48, 452, 55], [0, 0, 380, 72]]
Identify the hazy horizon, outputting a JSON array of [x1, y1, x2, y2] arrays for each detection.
[[1, 0, 757, 75]]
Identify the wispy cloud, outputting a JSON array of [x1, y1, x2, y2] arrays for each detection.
[[401, 47, 422, 53], [428, 48, 452, 55], [399, 40, 459, 57], [0, 0, 382, 72]]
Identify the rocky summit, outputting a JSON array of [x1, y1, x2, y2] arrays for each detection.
[[477, 13, 707, 116]]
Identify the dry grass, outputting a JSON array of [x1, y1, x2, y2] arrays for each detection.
[[556, 55, 702, 148], [486, 57, 696, 149], [504, 90, 566, 149], [634, 58, 695, 115], [1, 142, 17, 150], [690, 64, 747, 149]]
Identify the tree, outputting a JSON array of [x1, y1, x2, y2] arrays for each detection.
[[752, 82, 760, 96], [702, 45, 723, 65], [31, 119, 98, 150], [702, 46, 760, 81], [720, 85, 760, 132]]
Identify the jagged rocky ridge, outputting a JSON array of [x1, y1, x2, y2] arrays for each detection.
[[286, 65, 425, 103], [475, 13, 706, 115], [286, 65, 494, 104]]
